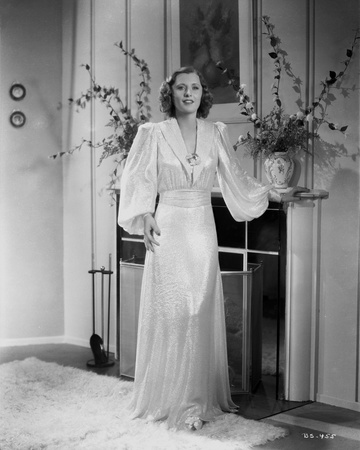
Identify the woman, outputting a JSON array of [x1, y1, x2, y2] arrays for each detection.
[[118, 67, 305, 431]]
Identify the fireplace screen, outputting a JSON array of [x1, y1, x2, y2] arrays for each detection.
[[119, 259, 262, 393]]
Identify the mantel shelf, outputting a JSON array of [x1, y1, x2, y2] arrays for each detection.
[[211, 187, 329, 201], [296, 189, 329, 200]]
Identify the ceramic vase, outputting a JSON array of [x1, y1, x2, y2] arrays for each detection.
[[264, 152, 295, 189]]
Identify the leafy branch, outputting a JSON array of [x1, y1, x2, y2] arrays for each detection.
[[306, 29, 360, 135], [50, 42, 151, 189], [217, 16, 359, 159]]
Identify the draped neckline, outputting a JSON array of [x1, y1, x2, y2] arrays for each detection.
[[158, 118, 214, 184]]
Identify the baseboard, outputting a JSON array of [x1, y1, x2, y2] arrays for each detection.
[[317, 394, 360, 412], [63, 336, 90, 349], [0, 335, 116, 354], [0, 336, 65, 347], [64, 336, 116, 354]]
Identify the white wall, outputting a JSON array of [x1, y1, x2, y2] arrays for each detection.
[[0, 0, 64, 344], [0, 0, 170, 349], [313, 0, 360, 409]]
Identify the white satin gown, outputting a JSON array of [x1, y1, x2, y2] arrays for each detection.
[[118, 118, 273, 429]]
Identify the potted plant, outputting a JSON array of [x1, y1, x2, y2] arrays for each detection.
[[50, 42, 151, 195], [217, 16, 359, 189]]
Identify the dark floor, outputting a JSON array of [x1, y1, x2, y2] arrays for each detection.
[[1, 344, 359, 449]]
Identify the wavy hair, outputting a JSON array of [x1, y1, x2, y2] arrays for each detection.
[[159, 67, 213, 119]]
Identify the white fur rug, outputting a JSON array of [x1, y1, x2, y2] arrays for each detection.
[[0, 357, 287, 450]]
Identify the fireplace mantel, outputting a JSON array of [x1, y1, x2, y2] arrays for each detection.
[[116, 188, 329, 402], [211, 187, 329, 401]]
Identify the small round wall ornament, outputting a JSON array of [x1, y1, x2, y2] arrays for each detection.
[[10, 83, 26, 101], [10, 110, 26, 128]]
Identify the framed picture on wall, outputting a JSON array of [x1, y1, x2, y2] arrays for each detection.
[[166, 0, 252, 123]]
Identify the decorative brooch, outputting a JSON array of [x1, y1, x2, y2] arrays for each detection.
[[185, 153, 201, 167]]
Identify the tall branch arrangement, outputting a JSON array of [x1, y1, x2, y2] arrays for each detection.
[[50, 42, 151, 188], [217, 16, 359, 159]]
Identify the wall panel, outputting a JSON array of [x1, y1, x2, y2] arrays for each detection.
[[62, 0, 128, 347], [313, 0, 360, 409], [0, 0, 64, 343]]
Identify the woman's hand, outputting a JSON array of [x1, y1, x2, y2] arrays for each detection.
[[282, 186, 310, 202], [143, 214, 161, 252]]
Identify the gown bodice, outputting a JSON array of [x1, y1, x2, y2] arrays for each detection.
[[118, 117, 274, 235]]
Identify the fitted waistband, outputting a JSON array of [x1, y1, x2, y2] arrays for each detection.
[[159, 190, 211, 208]]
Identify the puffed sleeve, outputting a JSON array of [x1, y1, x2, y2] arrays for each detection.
[[118, 122, 158, 235], [216, 121, 279, 222]]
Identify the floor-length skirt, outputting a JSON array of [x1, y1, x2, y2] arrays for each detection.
[[128, 190, 237, 429]]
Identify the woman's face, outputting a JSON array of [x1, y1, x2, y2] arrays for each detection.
[[171, 73, 203, 117]]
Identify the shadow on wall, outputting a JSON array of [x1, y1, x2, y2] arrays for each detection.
[[314, 138, 359, 191], [328, 167, 359, 216], [322, 167, 359, 288]]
